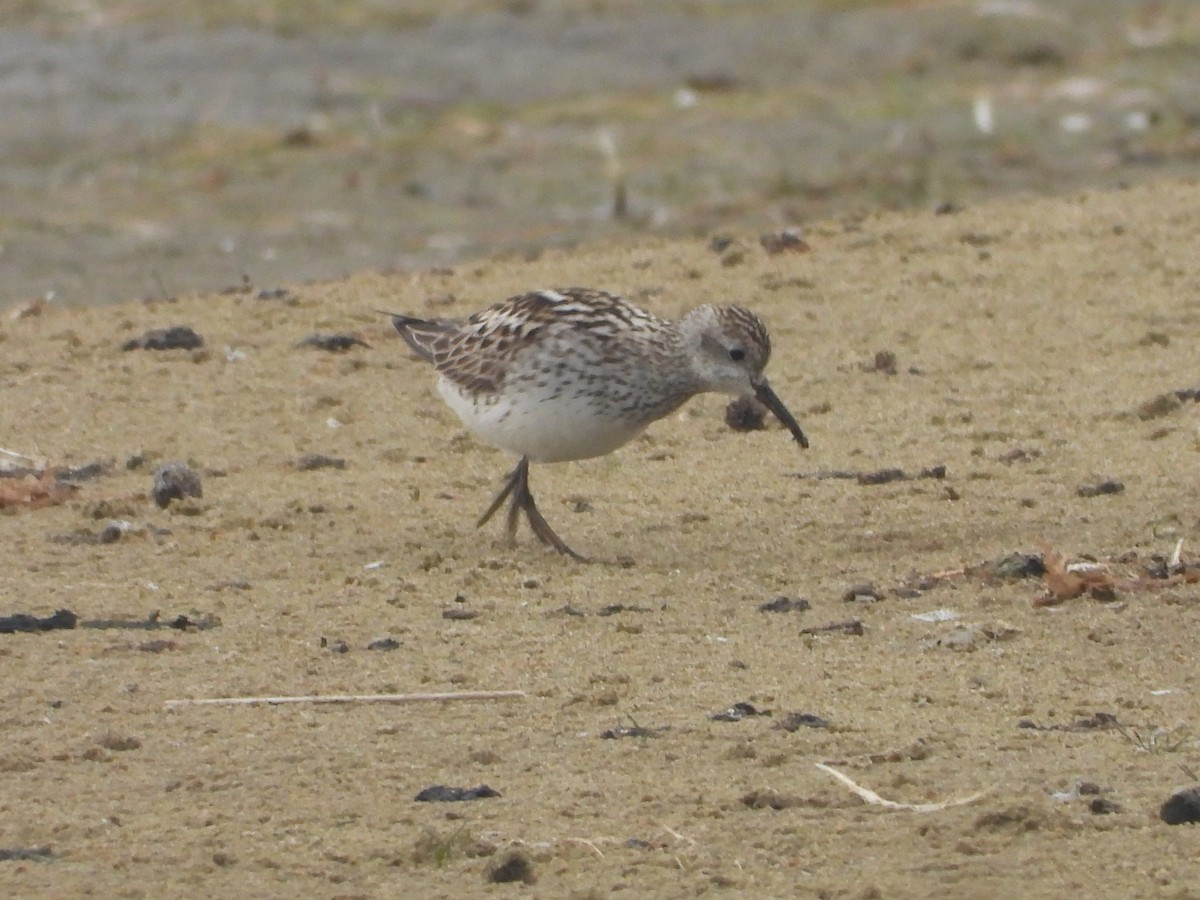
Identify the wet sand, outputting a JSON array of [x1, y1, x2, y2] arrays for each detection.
[[1, 179, 1199, 897]]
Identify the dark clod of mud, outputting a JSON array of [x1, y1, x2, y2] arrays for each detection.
[[759, 228, 809, 255], [600, 723, 667, 739], [711, 701, 770, 722], [842, 583, 883, 603], [121, 326, 204, 351], [1160, 787, 1200, 825], [0, 608, 78, 634], [741, 789, 806, 810], [774, 712, 831, 732], [485, 850, 536, 885], [152, 462, 202, 508], [596, 604, 650, 616], [864, 350, 899, 375], [0, 846, 56, 863], [293, 454, 346, 471], [725, 394, 768, 432], [759, 596, 811, 613], [1017, 712, 1118, 732], [414, 784, 501, 803], [793, 465, 946, 485], [366, 637, 400, 651], [297, 333, 370, 352], [1077, 480, 1124, 498]]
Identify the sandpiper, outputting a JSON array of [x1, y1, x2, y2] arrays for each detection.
[[386, 287, 807, 559]]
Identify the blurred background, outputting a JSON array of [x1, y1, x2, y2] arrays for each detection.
[[3, 0, 1199, 306]]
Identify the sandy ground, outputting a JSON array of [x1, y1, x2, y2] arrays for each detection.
[[2, 179, 1200, 897]]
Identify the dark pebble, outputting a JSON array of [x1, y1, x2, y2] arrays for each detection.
[[775, 712, 831, 732], [1161, 787, 1200, 825], [485, 850, 536, 884], [1077, 480, 1124, 498], [414, 784, 500, 803], [758, 596, 811, 613]]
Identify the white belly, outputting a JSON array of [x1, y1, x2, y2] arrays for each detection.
[[438, 376, 650, 463]]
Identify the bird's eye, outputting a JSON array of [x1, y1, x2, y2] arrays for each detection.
[[728, 348, 746, 362]]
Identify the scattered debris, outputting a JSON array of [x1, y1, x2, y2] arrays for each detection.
[[152, 462, 203, 509], [293, 453, 346, 471], [485, 850, 536, 885], [724, 394, 767, 432], [760, 228, 810, 254], [774, 712, 830, 732], [793, 465, 946, 485], [164, 690, 527, 709], [0, 609, 78, 634], [596, 604, 650, 616], [759, 596, 811, 613], [414, 785, 501, 803], [55, 461, 112, 483], [741, 789, 806, 810], [600, 723, 667, 739], [800, 619, 864, 636], [711, 701, 770, 722], [997, 446, 1042, 464], [1161, 787, 1200, 825], [1076, 479, 1124, 498], [297, 333, 369, 352], [1017, 712, 1118, 732], [121, 326, 204, 351], [82, 612, 221, 632], [923, 622, 1019, 651], [321, 638, 349, 653]]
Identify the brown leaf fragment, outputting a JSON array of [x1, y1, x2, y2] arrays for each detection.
[[1036, 544, 1116, 605], [0, 471, 78, 510]]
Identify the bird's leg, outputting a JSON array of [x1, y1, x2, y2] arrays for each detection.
[[477, 457, 586, 561]]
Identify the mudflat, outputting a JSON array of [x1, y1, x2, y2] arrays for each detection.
[[1, 180, 1199, 897]]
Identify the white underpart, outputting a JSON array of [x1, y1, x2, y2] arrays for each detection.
[[438, 375, 649, 463]]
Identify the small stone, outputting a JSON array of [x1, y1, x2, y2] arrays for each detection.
[[1077, 480, 1124, 498], [725, 395, 768, 432], [485, 850, 536, 884], [1161, 787, 1200, 824]]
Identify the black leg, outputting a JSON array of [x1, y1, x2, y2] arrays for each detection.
[[476, 457, 586, 560]]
